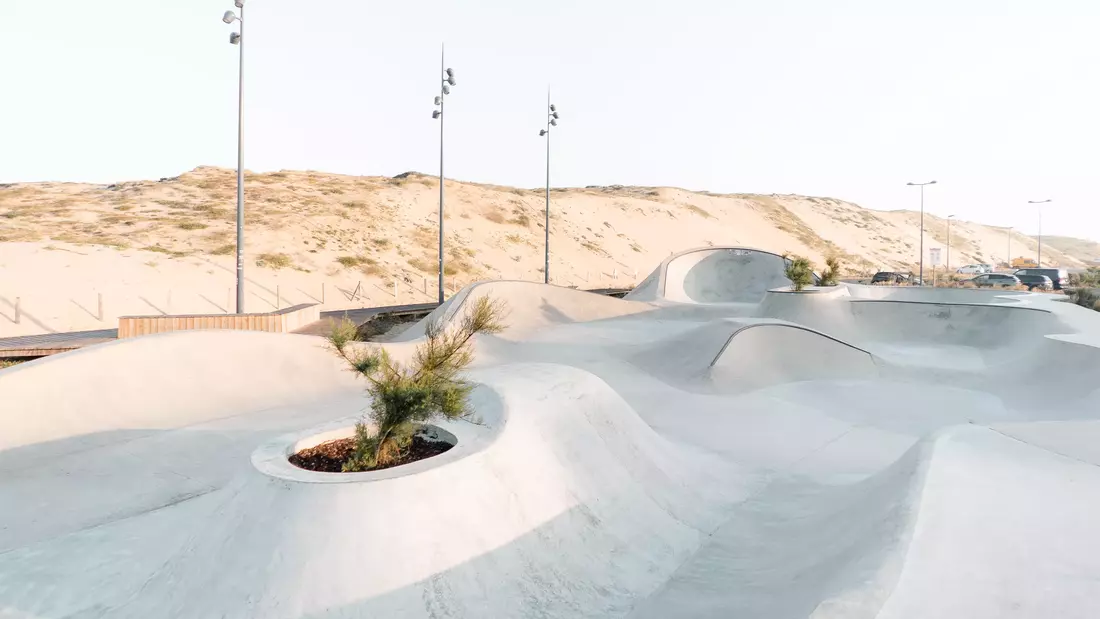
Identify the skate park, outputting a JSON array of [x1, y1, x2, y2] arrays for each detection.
[[3, 246, 1100, 618]]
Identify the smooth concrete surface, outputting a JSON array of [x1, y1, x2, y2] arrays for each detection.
[[3, 250, 1100, 618]]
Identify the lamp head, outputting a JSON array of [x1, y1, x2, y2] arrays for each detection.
[[549, 104, 556, 112], [442, 84, 450, 95], [432, 110, 441, 119], [222, 10, 237, 23], [235, 0, 245, 7], [229, 32, 241, 44]]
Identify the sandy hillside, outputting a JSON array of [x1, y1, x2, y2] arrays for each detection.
[[0, 166, 1093, 337]]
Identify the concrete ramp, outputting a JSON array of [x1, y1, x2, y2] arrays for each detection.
[[626, 247, 793, 304]]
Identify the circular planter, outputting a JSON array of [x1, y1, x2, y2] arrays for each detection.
[[251, 416, 490, 484]]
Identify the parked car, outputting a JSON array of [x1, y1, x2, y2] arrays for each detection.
[[1012, 273, 1053, 291], [970, 273, 1021, 288], [978, 263, 994, 273], [1014, 268, 1069, 290], [871, 271, 914, 285], [956, 264, 989, 274]]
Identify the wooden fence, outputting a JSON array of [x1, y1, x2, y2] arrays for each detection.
[[117, 304, 320, 339]]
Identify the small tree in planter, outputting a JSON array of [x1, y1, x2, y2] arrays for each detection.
[[819, 255, 842, 286], [326, 295, 507, 471], [783, 254, 815, 292]]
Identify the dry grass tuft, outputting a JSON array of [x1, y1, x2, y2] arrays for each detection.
[[257, 252, 293, 269]]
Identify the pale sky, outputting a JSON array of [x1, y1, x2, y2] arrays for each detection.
[[2, 0, 1098, 240]]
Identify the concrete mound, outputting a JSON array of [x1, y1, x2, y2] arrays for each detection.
[[709, 323, 879, 392], [398, 280, 655, 341], [0, 364, 753, 617]]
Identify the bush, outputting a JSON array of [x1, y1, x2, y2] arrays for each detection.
[[1069, 267, 1100, 288], [819, 255, 841, 286], [256, 252, 292, 269], [1070, 288, 1100, 312], [783, 254, 815, 292], [327, 295, 507, 471]]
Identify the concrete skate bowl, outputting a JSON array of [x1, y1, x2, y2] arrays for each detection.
[[845, 282, 1030, 305], [708, 323, 879, 392], [626, 247, 798, 305], [396, 279, 656, 342], [6, 272, 1100, 617]]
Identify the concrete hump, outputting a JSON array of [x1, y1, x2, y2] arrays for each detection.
[[709, 323, 878, 392], [396, 280, 654, 341]]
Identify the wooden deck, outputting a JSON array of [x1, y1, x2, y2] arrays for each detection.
[[0, 329, 120, 358]]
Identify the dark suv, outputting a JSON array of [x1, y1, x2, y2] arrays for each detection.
[[871, 271, 915, 285], [1012, 273, 1053, 291], [1014, 268, 1068, 290]]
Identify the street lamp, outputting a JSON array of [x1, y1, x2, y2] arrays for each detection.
[[906, 180, 937, 285], [946, 214, 955, 271], [431, 46, 456, 303], [1028, 199, 1052, 266], [538, 89, 560, 284], [222, 1, 246, 313]]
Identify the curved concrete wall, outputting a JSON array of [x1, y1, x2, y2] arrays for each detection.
[[661, 248, 791, 304]]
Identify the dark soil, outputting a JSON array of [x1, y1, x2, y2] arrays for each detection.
[[289, 435, 454, 473]]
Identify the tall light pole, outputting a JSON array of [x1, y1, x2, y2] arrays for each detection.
[[946, 214, 955, 271], [222, 2, 246, 313], [906, 180, 937, 285], [538, 90, 560, 284], [1028, 199, 1052, 266], [431, 47, 456, 303]]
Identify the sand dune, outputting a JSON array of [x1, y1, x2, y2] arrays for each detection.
[[0, 166, 1093, 336]]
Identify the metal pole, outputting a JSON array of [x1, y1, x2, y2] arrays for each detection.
[[1007, 228, 1012, 269], [1037, 206, 1042, 267], [234, 3, 246, 314], [946, 218, 951, 271], [437, 44, 446, 304], [544, 87, 551, 284], [918, 185, 924, 285]]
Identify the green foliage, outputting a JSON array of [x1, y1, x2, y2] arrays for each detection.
[[1069, 288, 1100, 312], [327, 295, 507, 471], [1069, 267, 1100, 289], [783, 253, 815, 292], [819, 255, 841, 286]]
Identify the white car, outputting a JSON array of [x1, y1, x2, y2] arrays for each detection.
[[956, 264, 987, 274]]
